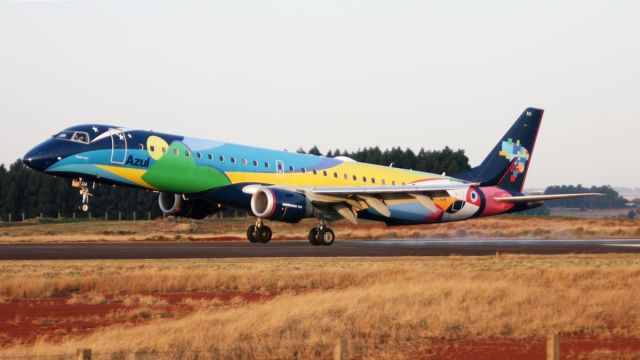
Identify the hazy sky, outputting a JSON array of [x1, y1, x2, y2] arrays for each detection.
[[1, 0, 638, 188]]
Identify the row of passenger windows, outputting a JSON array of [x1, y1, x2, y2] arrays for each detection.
[[140, 144, 406, 185]]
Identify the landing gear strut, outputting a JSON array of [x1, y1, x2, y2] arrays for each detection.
[[72, 179, 94, 213], [247, 218, 272, 244], [308, 220, 335, 246]]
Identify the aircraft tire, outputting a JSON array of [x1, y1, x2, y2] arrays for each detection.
[[258, 226, 272, 244], [308, 228, 321, 246], [247, 225, 260, 243], [318, 228, 335, 246]]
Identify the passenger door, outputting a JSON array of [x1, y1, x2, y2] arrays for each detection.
[[110, 129, 128, 164]]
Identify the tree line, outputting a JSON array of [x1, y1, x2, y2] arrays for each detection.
[[0, 161, 161, 221], [299, 146, 471, 176], [0, 146, 632, 221]]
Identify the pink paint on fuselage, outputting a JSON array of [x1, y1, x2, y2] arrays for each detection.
[[479, 186, 515, 216]]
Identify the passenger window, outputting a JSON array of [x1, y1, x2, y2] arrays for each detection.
[[207, 154, 213, 160], [343, 173, 348, 180], [185, 150, 191, 157], [197, 152, 202, 159], [363, 176, 367, 182], [242, 159, 248, 165], [323, 170, 328, 176], [382, 179, 386, 185], [352, 175, 357, 181], [173, 149, 179, 156], [138, 144, 145, 150], [162, 147, 167, 154], [231, 157, 237, 164], [219, 155, 225, 162], [289, 165, 295, 172], [333, 172, 338, 178], [264, 162, 270, 168], [149, 145, 155, 152], [313, 169, 317, 175], [372, 178, 376, 184], [301, 167, 307, 173]]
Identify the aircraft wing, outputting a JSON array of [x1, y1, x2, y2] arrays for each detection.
[[283, 181, 471, 224], [309, 182, 472, 195], [494, 193, 603, 203]]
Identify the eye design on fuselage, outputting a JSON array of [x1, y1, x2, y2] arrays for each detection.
[[466, 188, 482, 207], [146, 136, 169, 160]]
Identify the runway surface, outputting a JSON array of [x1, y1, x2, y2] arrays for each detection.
[[1, 239, 640, 260]]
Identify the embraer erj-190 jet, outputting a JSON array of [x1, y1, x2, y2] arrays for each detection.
[[24, 108, 598, 246]]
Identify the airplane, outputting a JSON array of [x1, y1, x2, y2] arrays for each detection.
[[23, 107, 600, 246]]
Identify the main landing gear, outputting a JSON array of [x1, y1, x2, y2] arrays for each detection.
[[72, 179, 94, 213], [308, 220, 335, 246], [245, 219, 336, 246], [247, 218, 272, 244]]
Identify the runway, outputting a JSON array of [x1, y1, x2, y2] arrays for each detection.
[[1, 239, 640, 260]]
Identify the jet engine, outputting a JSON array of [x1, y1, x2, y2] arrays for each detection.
[[158, 193, 219, 220], [250, 187, 313, 223]]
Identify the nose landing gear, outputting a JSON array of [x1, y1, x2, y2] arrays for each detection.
[[247, 218, 272, 243], [72, 179, 94, 213]]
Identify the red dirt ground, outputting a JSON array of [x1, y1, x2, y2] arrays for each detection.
[[406, 337, 640, 359], [2, 294, 639, 358], [0, 291, 274, 347]]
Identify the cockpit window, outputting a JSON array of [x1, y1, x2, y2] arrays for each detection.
[[52, 131, 90, 144], [72, 132, 89, 144], [53, 131, 73, 140]]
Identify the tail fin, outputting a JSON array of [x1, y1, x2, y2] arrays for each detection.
[[453, 107, 543, 192]]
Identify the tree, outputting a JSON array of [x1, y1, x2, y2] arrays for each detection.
[[307, 146, 322, 156], [544, 185, 627, 209]]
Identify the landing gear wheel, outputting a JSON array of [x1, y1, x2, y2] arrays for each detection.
[[247, 225, 259, 243], [308, 228, 321, 246], [318, 228, 335, 246], [247, 224, 272, 243], [257, 226, 272, 244], [77, 203, 90, 213]]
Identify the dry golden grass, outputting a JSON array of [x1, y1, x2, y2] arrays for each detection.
[[0, 216, 638, 243], [1, 255, 640, 358], [121, 295, 169, 307], [66, 291, 107, 305]]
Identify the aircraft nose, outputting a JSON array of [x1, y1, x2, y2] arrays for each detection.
[[23, 142, 60, 172]]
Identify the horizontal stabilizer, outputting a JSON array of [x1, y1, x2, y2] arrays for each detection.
[[494, 193, 603, 203]]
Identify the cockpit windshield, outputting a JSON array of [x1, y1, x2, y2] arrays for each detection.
[[52, 131, 90, 144]]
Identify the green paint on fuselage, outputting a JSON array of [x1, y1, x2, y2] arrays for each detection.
[[142, 142, 230, 193]]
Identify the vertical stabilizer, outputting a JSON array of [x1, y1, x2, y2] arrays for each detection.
[[453, 108, 543, 192]]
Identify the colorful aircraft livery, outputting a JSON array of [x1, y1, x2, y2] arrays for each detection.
[[499, 138, 530, 183], [23, 108, 600, 246]]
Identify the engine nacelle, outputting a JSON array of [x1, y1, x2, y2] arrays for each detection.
[[158, 192, 219, 220], [250, 187, 313, 223]]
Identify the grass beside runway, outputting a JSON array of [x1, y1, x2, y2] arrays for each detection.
[[0, 216, 639, 242], [1, 255, 640, 358]]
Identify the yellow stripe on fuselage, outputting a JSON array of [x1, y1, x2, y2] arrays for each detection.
[[226, 161, 446, 187], [96, 165, 157, 189]]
